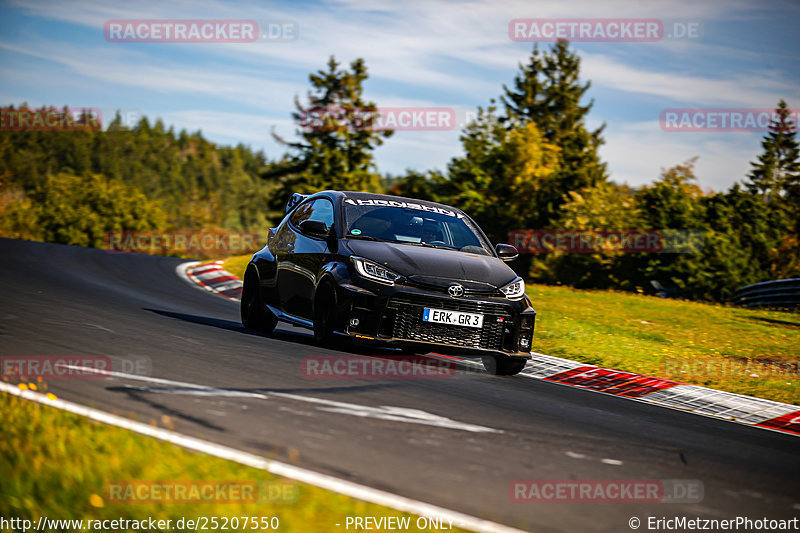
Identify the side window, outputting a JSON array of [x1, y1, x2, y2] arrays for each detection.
[[289, 201, 314, 227], [290, 199, 335, 232]]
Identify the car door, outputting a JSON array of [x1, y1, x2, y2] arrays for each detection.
[[277, 197, 335, 319]]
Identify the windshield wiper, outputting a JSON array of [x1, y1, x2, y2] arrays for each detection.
[[346, 234, 383, 241], [404, 241, 452, 250]]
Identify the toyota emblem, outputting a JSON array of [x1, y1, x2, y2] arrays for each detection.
[[448, 284, 464, 297]]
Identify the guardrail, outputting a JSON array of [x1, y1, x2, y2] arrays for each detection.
[[732, 278, 800, 311]]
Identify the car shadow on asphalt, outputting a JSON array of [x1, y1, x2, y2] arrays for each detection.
[[143, 307, 482, 375], [105, 385, 228, 432]]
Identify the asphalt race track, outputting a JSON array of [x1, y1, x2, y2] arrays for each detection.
[[1, 238, 798, 532]]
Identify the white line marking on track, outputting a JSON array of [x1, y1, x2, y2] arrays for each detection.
[[171, 334, 202, 345], [58, 364, 500, 434], [0, 381, 523, 533], [271, 392, 500, 433]]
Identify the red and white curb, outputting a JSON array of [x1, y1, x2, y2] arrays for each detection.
[[177, 262, 800, 437], [521, 354, 800, 437], [178, 260, 243, 300]]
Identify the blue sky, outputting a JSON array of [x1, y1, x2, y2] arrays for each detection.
[[1, 0, 798, 192]]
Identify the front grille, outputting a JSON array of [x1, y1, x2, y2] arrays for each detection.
[[391, 294, 512, 315], [405, 278, 499, 297], [388, 295, 512, 350]]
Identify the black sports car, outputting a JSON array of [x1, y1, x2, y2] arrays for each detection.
[[241, 191, 535, 375]]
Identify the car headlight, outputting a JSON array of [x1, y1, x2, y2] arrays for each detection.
[[500, 278, 525, 299], [352, 257, 401, 285]]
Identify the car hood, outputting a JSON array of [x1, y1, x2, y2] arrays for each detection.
[[346, 239, 517, 289]]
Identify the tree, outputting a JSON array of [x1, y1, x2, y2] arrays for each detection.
[[633, 160, 708, 297], [440, 103, 561, 244], [546, 181, 646, 289], [747, 100, 800, 205], [0, 173, 166, 248], [697, 183, 790, 299], [388, 169, 442, 202], [744, 101, 800, 280], [273, 56, 393, 199], [560, 181, 644, 230], [638, 158, 706, 230], [502, 40, 607, 209], [1, 104, 283, 238]]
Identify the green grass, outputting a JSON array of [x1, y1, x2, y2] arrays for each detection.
[[528, 284, 799, 405], [0, 390, 472, 532], [221, 254, 800, 405], [222, 254, 251, 281]]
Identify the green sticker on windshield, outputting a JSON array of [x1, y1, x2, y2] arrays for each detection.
[[351, 229, 362, 235]]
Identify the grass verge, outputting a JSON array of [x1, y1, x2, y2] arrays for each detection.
[[223, 254, 799, 405], [0, 390, 473, 532], [222, 255, 250, 282], [529, 284, 799, 405]]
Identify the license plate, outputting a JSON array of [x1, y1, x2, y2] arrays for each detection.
[[422, 308, 484, 328]]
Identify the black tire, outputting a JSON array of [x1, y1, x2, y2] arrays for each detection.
[[313, 282, 337, 343], [241, 267, 277, 333], [482, 356, 528, 376]]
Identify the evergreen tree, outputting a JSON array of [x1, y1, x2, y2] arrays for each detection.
[[747, 99, 800, 204], [745, 100, 800, 280], [502, 40, 607, 213], [273, 56, 392, 200]]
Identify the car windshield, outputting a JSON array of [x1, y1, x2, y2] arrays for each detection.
[[342, 197, 493, 256]]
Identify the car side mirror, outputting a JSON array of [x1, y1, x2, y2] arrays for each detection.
[[299, 219, 331, 239], [495, 243, 519, 262]]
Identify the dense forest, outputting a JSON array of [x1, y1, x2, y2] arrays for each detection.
[[1, 42, 798, 302], [0, 111, 283, 248]]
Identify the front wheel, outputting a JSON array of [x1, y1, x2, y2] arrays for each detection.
[[482, 356, 527, 376], [241, 267, 277, 333]]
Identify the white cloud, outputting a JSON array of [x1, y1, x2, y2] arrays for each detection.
[[0, 41, 305, 112], [600, 121, 763, 191], [581, 51, 798, 107]]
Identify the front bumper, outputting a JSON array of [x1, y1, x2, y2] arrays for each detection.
[[336, 281, 535, 359]]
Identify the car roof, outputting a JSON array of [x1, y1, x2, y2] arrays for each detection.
[[313, 190, 465, 214]]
